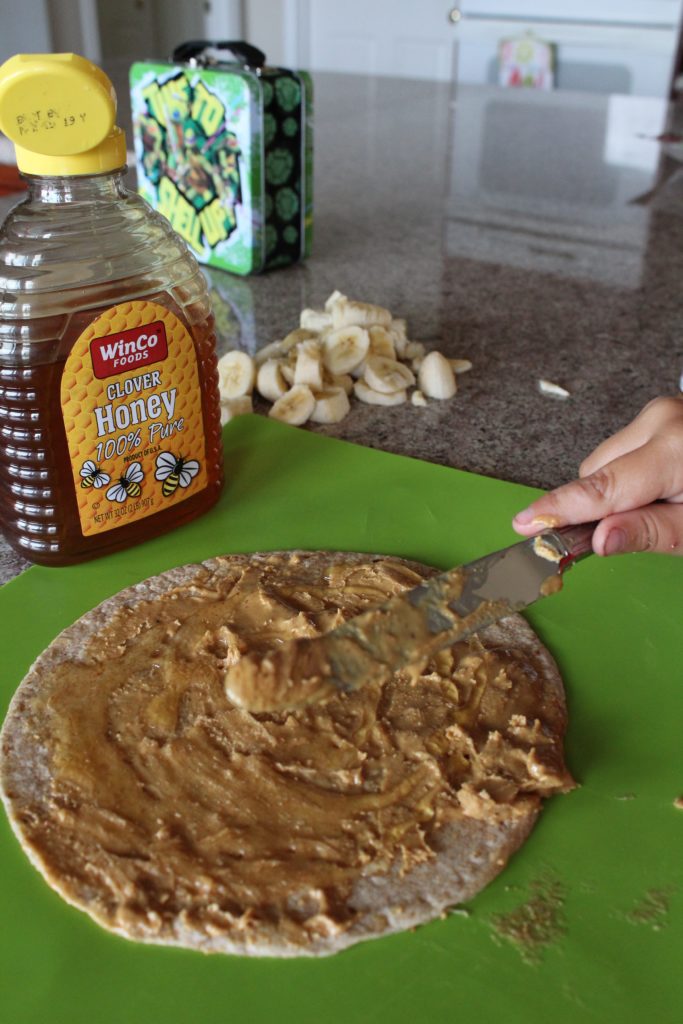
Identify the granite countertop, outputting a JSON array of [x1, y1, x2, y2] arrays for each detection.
[[2, 73, 683, 582]]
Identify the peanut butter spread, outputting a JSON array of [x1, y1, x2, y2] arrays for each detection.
[[1, 552, 574, 954], [225, 567, 520, 715], [223, 567, 474, 712]]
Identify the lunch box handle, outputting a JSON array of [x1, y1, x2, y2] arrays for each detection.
[[171, 40, 266, 69]]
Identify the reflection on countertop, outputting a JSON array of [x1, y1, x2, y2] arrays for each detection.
[[1, 73, 682, 581], [446, 87, 676, 288]]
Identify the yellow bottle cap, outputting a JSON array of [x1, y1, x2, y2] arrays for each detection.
[[0, 53, 127, 175]]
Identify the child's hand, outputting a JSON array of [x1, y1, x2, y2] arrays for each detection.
[[513, 396, 683, 556]]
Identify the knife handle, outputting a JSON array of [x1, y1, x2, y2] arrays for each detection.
[[555, 522, 597, 566]]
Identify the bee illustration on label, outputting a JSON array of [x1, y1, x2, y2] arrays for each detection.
[[79, 460, 110, 490], [106, 462, 144, 503], [155, 452, 200, 498]]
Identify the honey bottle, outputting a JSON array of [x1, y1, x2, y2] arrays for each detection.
[[0, 54, 224, 566]]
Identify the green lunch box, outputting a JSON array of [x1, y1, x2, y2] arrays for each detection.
[[129, 41, 313, 275]]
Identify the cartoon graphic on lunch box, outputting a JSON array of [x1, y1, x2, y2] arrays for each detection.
[[130, 41, 313, 276]]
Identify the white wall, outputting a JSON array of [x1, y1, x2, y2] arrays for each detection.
[[47, 0, 99, 60], [243, 0, 287, 65], [0, 0, 243, 66], [0, 0, 52, 63]]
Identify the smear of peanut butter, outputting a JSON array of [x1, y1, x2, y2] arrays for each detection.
[[10, 554, 574, 950], [224, 567, 520, 714], [532, 514, 563, 529]]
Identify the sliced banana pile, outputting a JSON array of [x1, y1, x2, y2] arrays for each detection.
[[216, 291, 472, 426]]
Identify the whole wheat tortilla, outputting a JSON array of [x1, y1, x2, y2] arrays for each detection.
[[0, 551, 573, 957]]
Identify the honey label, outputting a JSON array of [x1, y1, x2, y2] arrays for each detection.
[[61, 300, 208, 536]]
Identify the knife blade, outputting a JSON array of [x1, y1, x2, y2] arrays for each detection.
[[224, 523, 595, 713]]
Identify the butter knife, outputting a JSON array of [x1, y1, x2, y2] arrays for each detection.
[[224, 523, 595, 712]]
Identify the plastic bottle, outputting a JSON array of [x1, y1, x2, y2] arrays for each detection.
[[0, 53, 224, 566]]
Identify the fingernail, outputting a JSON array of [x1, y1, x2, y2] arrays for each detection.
[[603, 528, 627, 556], [513, 507, 535, 526]]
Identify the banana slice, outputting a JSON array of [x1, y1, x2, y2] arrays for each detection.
[[322, 325, 370, 375], [404, 341, 426, 361], [217, 350, 256, 399], [418, 351, 457, 400], [255, 340, 286, 365], [282, 327, 318, 351], [281, 362, 296, 385], [538, 379, 570, 399], [300, 308, 332, 332], [328, 372, 354, 395], [328, 295, 392, 329], [268, 384, 316, 425], [364, 356, 415, 394], [390, 323, 408, 357], [256, 359, 289, 402], [220, 395, 253, 425], [353, 380, 407, 406], [294, 339, 324, 388], [261, 296, 466, 423], [310, 386, 351, 424], [391, 318, 407, 337], [450, 358, 473, 374], [368, 325, 396, 360], [324, 290, 347, 311]]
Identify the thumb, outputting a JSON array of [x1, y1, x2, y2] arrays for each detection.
[[593, 504, 683, 556]]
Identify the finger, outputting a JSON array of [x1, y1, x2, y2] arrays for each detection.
[[580, 428, 646, 478], [592, 504, 683, 556], [580, 395, 683, 477], [513, 436, 683, 534]]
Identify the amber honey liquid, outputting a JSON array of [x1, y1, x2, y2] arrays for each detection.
[[0, 171, 224, 565], [0, 297, 223, 565]]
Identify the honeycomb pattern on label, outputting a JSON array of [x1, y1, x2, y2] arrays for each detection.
[[61, 300, 208, 537]]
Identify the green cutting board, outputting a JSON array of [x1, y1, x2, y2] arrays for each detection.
[[1, 415, 682, 1024]]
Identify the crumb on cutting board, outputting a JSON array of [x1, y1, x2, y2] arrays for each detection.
[[627, 887, 676, 931], [489, 875, 567, 965]]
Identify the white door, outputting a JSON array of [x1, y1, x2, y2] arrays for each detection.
[[89, 0, 241, 136], [288, 0, 683, 88], [456, 0, 682, 21], [295, 0, 459, 81]]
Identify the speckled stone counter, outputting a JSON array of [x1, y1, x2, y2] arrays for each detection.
[[2, 74, 682, 581]]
